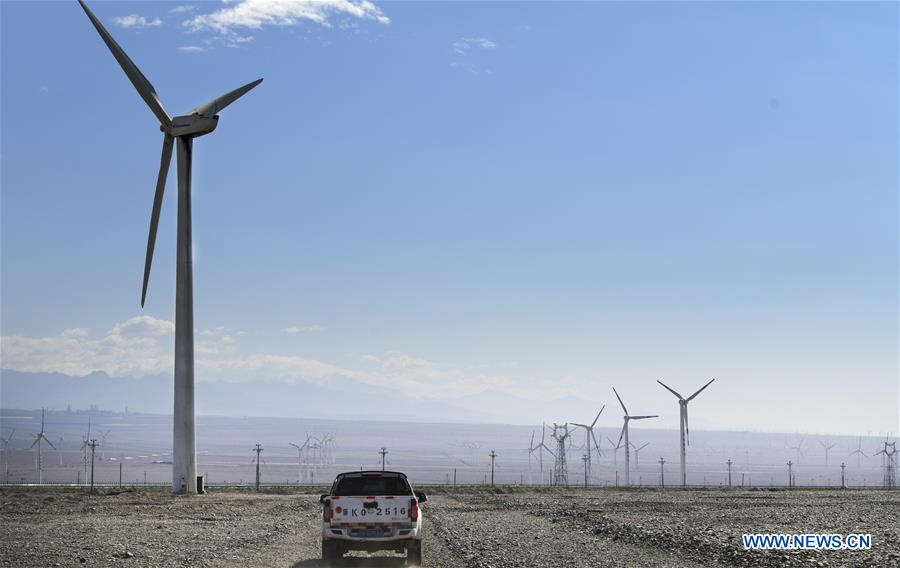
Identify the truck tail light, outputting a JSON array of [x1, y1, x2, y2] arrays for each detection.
[[323, 498, 332, 522], [409, 498, 419, 521]]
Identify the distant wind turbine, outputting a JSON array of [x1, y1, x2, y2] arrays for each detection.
[[613, 388, 657, 486], [848, 437, 868, 469], [819, 441, 836, 467], [78, 0, 263, 494], [657, 378, 715, 487], [31, 409, 56, 484], [572, 406, 606, 483]]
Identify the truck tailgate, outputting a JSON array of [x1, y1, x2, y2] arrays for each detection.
[[330, 496, 413, 524]]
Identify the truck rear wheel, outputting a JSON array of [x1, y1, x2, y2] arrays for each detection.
[[407, 539, 423, 566]]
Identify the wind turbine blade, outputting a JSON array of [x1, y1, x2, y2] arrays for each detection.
[[44, 436, 56, 450], [530, 430, 535, 450], [192, 78, 264, 117], [590, 431, 604, 457], [617, 423, 626, 448], [613, 387, 628, 415], [638, 443, 649, 451], [591, 405, 605, 428], [572, 423, 588, 429], [656, 380, 683, 400], [141, 133, 174, 307], [630, 415, 658, 420], [686, 378, 715, 402], [31, 437, 39, 448], [77, 0, 171, 128]]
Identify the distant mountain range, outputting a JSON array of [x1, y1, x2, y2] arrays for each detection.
[[0, 369, 605, 425]]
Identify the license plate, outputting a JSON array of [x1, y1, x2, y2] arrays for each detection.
[[342, 507, 407, 519], [359, 529, 383, 538]]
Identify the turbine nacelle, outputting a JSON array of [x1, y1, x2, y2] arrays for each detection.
[[164, 114, 219, 138]]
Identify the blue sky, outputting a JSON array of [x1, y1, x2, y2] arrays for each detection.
[[1, 1, 897, 435]]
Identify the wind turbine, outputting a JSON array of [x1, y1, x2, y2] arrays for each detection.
[[31, 409, 56, 484], [607, 437, 623, 468], [572, 406, 605, 485], [848, 437, 868, 469], [789, 439, 805, 466], [630, 442, 649, 471], [656, 378, 715, 487], [78, 0, 263, 494], [819, 441, 836, 467], [613, 388, 657, 486], [290, 438, 310, 484], [530, 423, 555, 485]]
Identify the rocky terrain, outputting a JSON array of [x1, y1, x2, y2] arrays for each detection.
[[1, 487, 898, 567]]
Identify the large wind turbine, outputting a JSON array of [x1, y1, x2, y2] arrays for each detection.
[[656, 378, 715, 487], [572, 406, 605, 484], [31, 409, 56, 484], [613, 388, 657, 486], [78, 0, 262, 494]]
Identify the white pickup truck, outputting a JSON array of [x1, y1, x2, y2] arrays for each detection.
[[320, 471, 426, 565]]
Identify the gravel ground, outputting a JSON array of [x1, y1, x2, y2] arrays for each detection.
[[1, 487, 898, 567]]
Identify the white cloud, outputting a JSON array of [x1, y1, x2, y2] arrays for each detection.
[[1, 316, 174, 377], [453, 37, 497, 55], [170, 5, 196, 14], [184, 0, 390, 36], [1, 322, 539, 400], [284, 325, 324, 334], [109, 316, 175, 338], [113, 15, 162, 28], [361, 351, 519, 398], [179, 45, 207, 53]]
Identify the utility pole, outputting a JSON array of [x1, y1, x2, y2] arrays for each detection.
[[453, 468, 457, 487], [254, 443, 263, 491], [787, 461, 793, 488], [489, 450, 497, 487], [726, 459, 733, 487], [144, 471, 147, 486], [840, 462, 846, 489], [88, 439, 98, 493], [659, 457, 665, 488], [119, 463, 123, 487], [379, 447, 388, 471], [581, 454, 589, 487]]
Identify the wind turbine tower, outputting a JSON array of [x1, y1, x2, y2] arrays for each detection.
[[30, 409, 56, 484], [78, 0, 263, 494], [656, 378, 715, 487], [613, 388, 658, 486]]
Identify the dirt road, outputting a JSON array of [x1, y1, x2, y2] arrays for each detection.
[[1, 487, 898, 567]]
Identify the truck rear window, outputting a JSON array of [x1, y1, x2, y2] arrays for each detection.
[[333, 475, 411, 496]]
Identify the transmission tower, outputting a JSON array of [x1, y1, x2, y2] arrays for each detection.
[[550, 423, 570, 487], [253, 443, 263, 490], [875, 440, 897, 489]]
